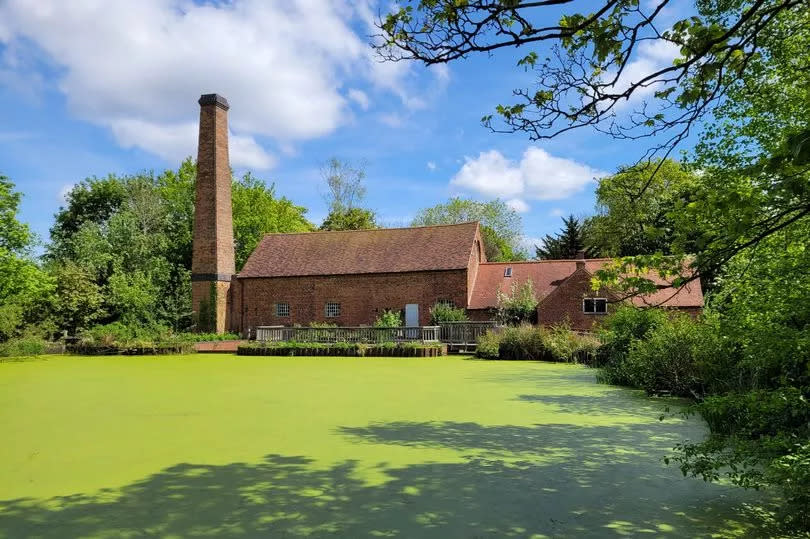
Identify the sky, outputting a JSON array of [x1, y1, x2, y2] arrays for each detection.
[[0, 0, 693, 253]]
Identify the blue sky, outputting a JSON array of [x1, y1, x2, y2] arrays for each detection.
[[0, 0, 693, 253]]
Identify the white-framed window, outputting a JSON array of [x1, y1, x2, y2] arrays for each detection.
[[583, 298, 608, 315], [504, 266, 513, 277], [275, 302, 290, 317], [325, 302, 341, 318]]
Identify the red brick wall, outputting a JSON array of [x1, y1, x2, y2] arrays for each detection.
[[466, 226, 485, 306], [233, 269, 468, 331], [536, 268, 616, 331]]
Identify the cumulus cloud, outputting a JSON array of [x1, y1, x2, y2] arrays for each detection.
[[426, 161, 436, 171], [505, 198, 530, 213], [606, 38, 680, 108], [347, 89, 371, 110], [451, 147, 605, 206], [0, 0, 444, 168]]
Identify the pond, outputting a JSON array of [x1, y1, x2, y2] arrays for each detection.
[[0, 355, 769, 537]]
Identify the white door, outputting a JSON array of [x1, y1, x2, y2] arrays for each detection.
[[405, 304, 419, 327]]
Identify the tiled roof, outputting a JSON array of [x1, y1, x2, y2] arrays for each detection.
[[239, 222, 479, 278], [469, 259, 703, 309]]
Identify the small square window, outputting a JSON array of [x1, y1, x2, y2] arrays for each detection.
[[325, 302, 341, 318], [583, 298, 608, 314], [276, 302, 290, 317], [504, 267, 513, 277]]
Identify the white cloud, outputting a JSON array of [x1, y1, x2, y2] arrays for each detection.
[[426, 161, 436, 171], [549, 208, 566, 217], [110, 119, 275, 170], [347, 89, 370, 110], [506, 198, 530, 213], [0, 0, 436, 167], [606, 38, 680, 108], [379, 112, 405, 128], [451, 147, 605, 207]]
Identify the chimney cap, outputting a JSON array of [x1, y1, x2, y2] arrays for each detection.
[[198, 93, 230, 110], [575, 249, 586, 260]]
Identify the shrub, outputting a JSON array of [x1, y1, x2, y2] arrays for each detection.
[[476, 325, 599, 362], [495, 280, 538, 326], [596, 306, 669, 385], [177, 332, 241, 342], [373, 310, 402, 328], [0, 336, 48, 357], [623, 314, 719, 398], [476, 330, 501, 359], [545, 325, 600, 364], [430, 302, 468, 324], [498, 325, 547, 360]]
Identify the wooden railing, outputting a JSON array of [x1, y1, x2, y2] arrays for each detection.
[[439, 321, 496, 345], [255, 326, 441, 343]]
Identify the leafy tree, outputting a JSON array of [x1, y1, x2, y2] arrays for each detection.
[[233, 172, 314, 267], [535, 215, 596, 260], [320, 207, 377, 231], [589, 160, 699, 257], [377, 1, 803, 162], [46, 160, 313, 332], [318, 157, 377, 231], [412, 197, 526, 261], [0, 175, 53, 340], [49, 261, 105, 335]]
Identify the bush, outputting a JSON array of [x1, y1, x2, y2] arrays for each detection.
[[430, 302, 468, 324], [476, 331, 501, 359], [544, 325, 600, 364], [373, 310, 402, 328], [0, 336, 48, 357], [476, 325, 600, 362], [498, 325, 547, 360], [177, 332, 241, 342], [238, 341, 444, 357], [595, 306, 669, 385], [621, 315, 719, 398]]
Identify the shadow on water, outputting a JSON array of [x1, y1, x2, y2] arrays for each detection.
[[0, 420, 773, 538]]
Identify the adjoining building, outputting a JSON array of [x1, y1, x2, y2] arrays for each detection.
[[190, 94, 703, 334]]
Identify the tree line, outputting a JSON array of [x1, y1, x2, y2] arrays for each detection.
[[376, 0, 810, 531]]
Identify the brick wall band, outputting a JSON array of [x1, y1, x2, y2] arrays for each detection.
[[231, 270, 469, 331]]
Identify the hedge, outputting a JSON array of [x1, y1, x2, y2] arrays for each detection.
[[67, 342, 195, 356], [238, 341, 446, 358]]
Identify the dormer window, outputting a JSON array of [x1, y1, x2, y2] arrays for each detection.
[[504, 267, 512, 277], [583, 298, 608, 314]]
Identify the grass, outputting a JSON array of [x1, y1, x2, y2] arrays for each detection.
[[0, 355, 773, 537]]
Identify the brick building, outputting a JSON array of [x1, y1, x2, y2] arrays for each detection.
[[190, 94, 703, 334]]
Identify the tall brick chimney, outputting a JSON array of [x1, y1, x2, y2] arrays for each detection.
[[191, 93, 235, 333]]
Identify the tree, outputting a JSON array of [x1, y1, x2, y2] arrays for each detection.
[[0, 175, 53, 340], [46, 161, 313, 332], [321, 157, 368, 214], [589, 159, 699, 257], [233, 172, 314, 267], [318, 158, 377, 231], [535, 214, 595, 260], [319, 207, 377, 231], [412, 197, 526, 261], [377, 1, 805, 163]]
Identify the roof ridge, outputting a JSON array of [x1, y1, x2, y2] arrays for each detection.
[[260, 221, 479, 238], [481, 258, 614, 265]]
